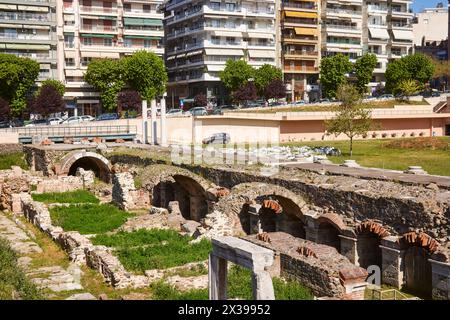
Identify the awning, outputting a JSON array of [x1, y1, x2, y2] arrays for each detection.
[[246, 32, 274, 39], [64, 51, 76, 58], [80, 33, 115, 38], [176, 53, 186, 58], [23, 24, 50, 30], [80, 51, 120, 58], [0, 4, 16, 10], [166, 55, 176, 61], [65, 69, 84, 77], [284, 11, 318, 19], [204, 48, 244, 56], [64, 14, 75, 21], [213, 30, 242, 37], [207, 65, 225, 72], [392, 29, 413, 41], [123, 35, 161, 40], [78, 99, 100, 104], [5, 43, 50, 50], [186, 50, 203, 57], [40, 63, 51, 69], [369, 28, 389, 40], [17, 5, 48, 12], [294, 27, 318, 36], [248, 50, 275, 58], [124, 17, 162, 26]]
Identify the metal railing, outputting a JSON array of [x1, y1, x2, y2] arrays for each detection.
[[1, 125, 137, 137], [370, 288, 419, 300]]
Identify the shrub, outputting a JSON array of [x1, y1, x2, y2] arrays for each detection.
[[372, 132, 378, 138], [0, 153, 28, 170]]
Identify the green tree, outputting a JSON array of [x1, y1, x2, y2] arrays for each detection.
[[385, 53, 435, 93], [122, 50, 167, 101], [0, 53, 39, 116], [219, 59, 255, 93], [325, 84, 373, 157], [319, 54, 353, 99], [84, 58, 124, 112], [395, 79, 422, 101], [354, 53, 378, 94], [38, 79, 65, 96], [254, 64, 282, 98], [430, 57, 449, 90]]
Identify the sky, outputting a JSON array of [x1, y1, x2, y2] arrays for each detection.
[[412, 0, 447, 13]]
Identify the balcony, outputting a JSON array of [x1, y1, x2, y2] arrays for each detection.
[[367, 5, 388, 13], [0, 11, 51, 23], [283, 50, 319, 59], [325, 8, 362, 17], [282, 2, 317, 11], [79, 6, 118, 16], [80, 25, 118, 33], [283, 66, 318, 73], [0, 33, 56, 44], [324, 24, 361, 33], [283, 18, 317, 27], [282, 35, 318, 44], [166, 6, 203, 25]]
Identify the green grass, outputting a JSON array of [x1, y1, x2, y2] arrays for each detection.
[[0, 152, 28, 170], [285, 137, 450, 176], [49, 204, 132, 234], [92, 229, 212, 273], [150, 281, 209, 300], [32, 190, 100, 204], [0, 238, 43, 300]]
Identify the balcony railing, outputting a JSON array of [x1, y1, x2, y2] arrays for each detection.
[[283, 18, 317, 25], [79, 6, 118, 14], [0, 33, 53, 41], [282, 2, 317, 10], [325, 24, 360, 31], [327, 39, 361, 45], [0, 12, 50, 22], [80, 25, 118, 32], [283, 50, 319, 56], [284, 66, 318, 72], [326, 8, 362, 16]]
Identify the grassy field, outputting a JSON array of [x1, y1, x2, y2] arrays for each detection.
[[92, 229, 212, 273], [49, 204, 132, 234], [0, 152, 28, 170], [236, 100, 428, 114], [285, 137, 450, 176], [0, 238, 43, 300], [32, 190, 100, 204]]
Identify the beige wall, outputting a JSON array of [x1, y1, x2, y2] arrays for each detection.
[[0, 133, 19, 144]]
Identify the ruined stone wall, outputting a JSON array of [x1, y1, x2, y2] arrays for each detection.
[[0, 144, 22, 155]]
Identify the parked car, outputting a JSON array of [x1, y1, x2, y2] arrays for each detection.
[[202, 132, 231, 145], [377, 94, 394, 100], [25, 119, 48, 127], [47, 117, 63, 125], [186, 107, 207, 116], [166, 108, 184, 117], [62, 116, 83, 125], [96, 113, 119, 121], [0, 120, 11, 128], [213, 105, 238, 115], [81, 115, 95, 122]]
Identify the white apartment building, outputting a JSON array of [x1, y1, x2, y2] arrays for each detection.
[[162, 0, 277, 107], [413, 5, 448, 46], [58, 0, 164, 116], [0, 0, 58, 81]]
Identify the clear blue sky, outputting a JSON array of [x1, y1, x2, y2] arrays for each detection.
[[412, 0, 446, 12]]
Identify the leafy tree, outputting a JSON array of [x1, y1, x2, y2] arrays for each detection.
[[354, 53, 378, 94], [430, 57, 449, 90], [254, 64, 282, 97], [385, 53, 435, 93], [31, 85, 65, 118], [84, 58, 124, 112], [220, 59, 255, 93], [194, 93, 208, 107], [265, 79, 286, 100], [0, 53, 40, 116], [325, 84, 373, 157], [122, 50, 167, 101], [117, 90, 142, 114], [0, 97, 10, 120], [395, 79, 422, 101], [39, 79, 65, 96], [319, 54, 353, 99], [232, 82, 257, 104]]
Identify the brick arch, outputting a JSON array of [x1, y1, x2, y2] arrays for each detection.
[[355, 220, 391, 238], [317, 212, 346, 233], [59, 151, 111, 182], [398, 232, 440, 253]]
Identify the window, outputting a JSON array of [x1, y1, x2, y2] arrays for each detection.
[[144, 40, 152, 48], [225, 3, 235, 11], [64, 34, 74, 47], [226, 20, 235, 28], [103, 38, 112, 46], [65, 58, 75, 67], [83, 37, 92, 46], [211, 19, 220, 28], [226, 37, 235, 44], [211, 36, 220, 44], [81, 57, 91, 66], [124, 3, 131, 11], [143, 4, 151, 13], [124, 38, 132, 47], [210, 2, 220, 10]]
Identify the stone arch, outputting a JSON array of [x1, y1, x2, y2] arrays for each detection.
[[355, 220, 391, 269], [139, 164, 217, 221], [59, 151, 111, 182], [398, 232, 439, 298], [316, 213, 345, 252], [213, 182, 308, 237]]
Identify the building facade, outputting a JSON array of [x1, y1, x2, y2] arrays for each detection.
[[278, 0, 320, 102], [0, 0, 58, 81], [162, 0, 277, 108]]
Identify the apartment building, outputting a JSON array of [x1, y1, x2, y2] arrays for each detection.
[[278, 0, 320, 102], [162, 0, 277, 107], [58, 0, 164, 116], [0, 0, 58, 81]]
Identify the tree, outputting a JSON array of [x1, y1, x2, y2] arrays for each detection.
[[117, 90, 142, 114], [265, 79, 286, 100], [0, 97, 10, 120], [254, 64, 282, 98], [430, 57, 450, 90], [0, 53, 40, 116], [122, 50, 167, 101], [220, 59, 255, 93], [39, 79, 65, 96], [325, 84, 373, 157], [395, 79, 422, 101], [194, 93, 208, 107], [31, 85, 65, 118], [84, 58, 124, 112], [319, 54, 353, 99], [354, 53, 378, 94], [385, 53, 435, 93], [232, 82, 257, 104]]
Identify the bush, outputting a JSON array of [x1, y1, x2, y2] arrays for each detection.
[[50, 204, 131, 234], [419, 132, 425, 137], [0, 152, 28, 170], [32, 190, 99, 204]]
